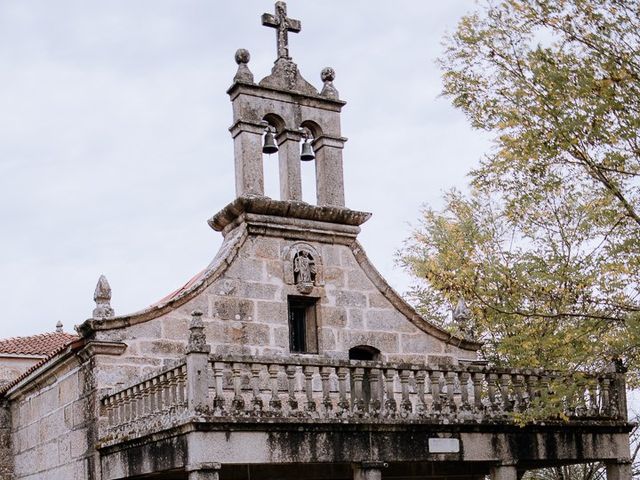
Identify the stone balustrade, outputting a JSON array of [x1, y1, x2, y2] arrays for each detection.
[[99, 355, 626, 445], [206, 355, 624, 422], [101, 363, 188, 440]]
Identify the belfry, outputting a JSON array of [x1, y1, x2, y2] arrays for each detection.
[[228, 1, 347, 206], [0, 3, 633, 480]]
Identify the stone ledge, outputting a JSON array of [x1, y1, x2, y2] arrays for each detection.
[[209, 196, 371, 234]]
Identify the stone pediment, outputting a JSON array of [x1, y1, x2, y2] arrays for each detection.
[[259, 59, 319, 96]]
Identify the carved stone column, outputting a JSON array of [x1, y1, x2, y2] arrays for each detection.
[[186, 310, 212, 412], [606, 462, 632, 480], [353, 461, 388, 480], [187, 462, 221, 480], [491, 465, 518, 480]]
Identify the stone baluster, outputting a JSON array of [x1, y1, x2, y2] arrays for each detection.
[[539, 374, 551, 404], [459, 371, 471, 412], [124, 390, 133, 422], [320, 367, 334, 414], [513, 375, 525, 412], [151, 377, 160, 414], [212, 362, 226, 413], [588, 382, 598, 416], [337, 367, 350, 415], [499, 374, 512, 412], [105, 398, 114, 426], [601, 377, 611, 416], [167, 370, 178, 408], [142, 380, 152, 417], [132, 385, 142, 420], [399, 370, 412, 417], [472, 370, 485, 413], [178, 365, 188, 407], [285, 365, 299, 414], [487, 373, 499, 412], [303, 366, 317, 414], [429, 370, 442, 414], [445, 371, 457, 413], [353, 368, 366, 415], [269, 364, 283, 414], [162, 375, 171, 409], [415, 371, 427, 416], [369, 368, 382, 416], [384, 369, 397, 417], [231, 364, 245, 413], [250, 364, 264, 414], [526, 373, 539, 408]]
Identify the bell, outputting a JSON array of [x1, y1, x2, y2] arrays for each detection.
[[262, 131, 278, 154], [300, 140, 315, 161]]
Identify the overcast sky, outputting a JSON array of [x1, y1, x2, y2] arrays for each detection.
[[0, 1, 490, 338]]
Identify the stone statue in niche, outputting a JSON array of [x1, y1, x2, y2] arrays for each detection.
[[293, 250, 316, 294]]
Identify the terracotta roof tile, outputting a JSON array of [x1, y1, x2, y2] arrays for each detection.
[[0, 332, 78, 356]]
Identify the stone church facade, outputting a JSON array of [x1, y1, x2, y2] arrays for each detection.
[[0, 3, 633, 480]]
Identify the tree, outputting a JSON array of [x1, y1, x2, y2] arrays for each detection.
[[398, 0, 640, 387]]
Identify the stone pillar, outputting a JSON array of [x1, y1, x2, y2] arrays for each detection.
[[353, 461, 388, 480], [606, 462, 632, 480], [314, 135, 346, 207], [0, 399, 14, 480], [186, 310, 212, 412], [491, 465, 518, 480], [187, 463, 221, 480], [277, 129, 303, 201], [230, 120, 265, 197]]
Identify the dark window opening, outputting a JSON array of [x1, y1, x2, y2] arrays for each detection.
[[288, 297, 318, 354], [349, 345, 381, 361]]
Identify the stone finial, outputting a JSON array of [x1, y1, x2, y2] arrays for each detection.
[[233, 49, 254, 84], [452, 297, 474, 339], [187, 310, 211, 354], [320, 67, 339, 99], [261, 1, 301, 61], [55, 321, 63, 333], [452, 297, 471, 322], [93, 275, 114, 319]]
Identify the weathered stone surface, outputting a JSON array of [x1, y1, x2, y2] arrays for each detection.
[[213, 298, 255, 321]]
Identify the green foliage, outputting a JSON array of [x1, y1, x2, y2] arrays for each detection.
[[399, 0, 640, 385]]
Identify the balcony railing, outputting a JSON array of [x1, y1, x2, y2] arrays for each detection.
[[99, 352, 627, 445]]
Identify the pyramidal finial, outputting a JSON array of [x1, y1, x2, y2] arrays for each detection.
[[452, 297, 474, 339], [93, 275, 114, 319], [55, 321, 64, 333], [452, 297, 471, 322]]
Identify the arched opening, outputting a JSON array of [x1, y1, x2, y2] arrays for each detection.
[[300, 120, 323, 204], [262, 114, 285, 200], [348, 345, 381, 361]]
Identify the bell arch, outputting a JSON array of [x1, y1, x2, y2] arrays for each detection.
[[261, 113, 287, 200]]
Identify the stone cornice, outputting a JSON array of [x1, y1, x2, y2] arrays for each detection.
[[208, 196, 371, 234], [227, 81, 346, 110]]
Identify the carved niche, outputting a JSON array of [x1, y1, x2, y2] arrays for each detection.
[[283, 243, 324, 294]]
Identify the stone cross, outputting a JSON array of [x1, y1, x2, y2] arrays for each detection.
[[261, 2, 301, 61]]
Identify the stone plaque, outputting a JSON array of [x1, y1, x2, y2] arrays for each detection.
[[428, 438, 460, 453]]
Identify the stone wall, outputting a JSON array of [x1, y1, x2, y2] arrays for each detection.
[[0, 358, 42, 384], [10, 359, 91, 480], [0, 400, 13, 480], [93, 232, 476, 391]]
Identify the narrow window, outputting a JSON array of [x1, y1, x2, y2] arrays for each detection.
[[288, 297, 318, 354]]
